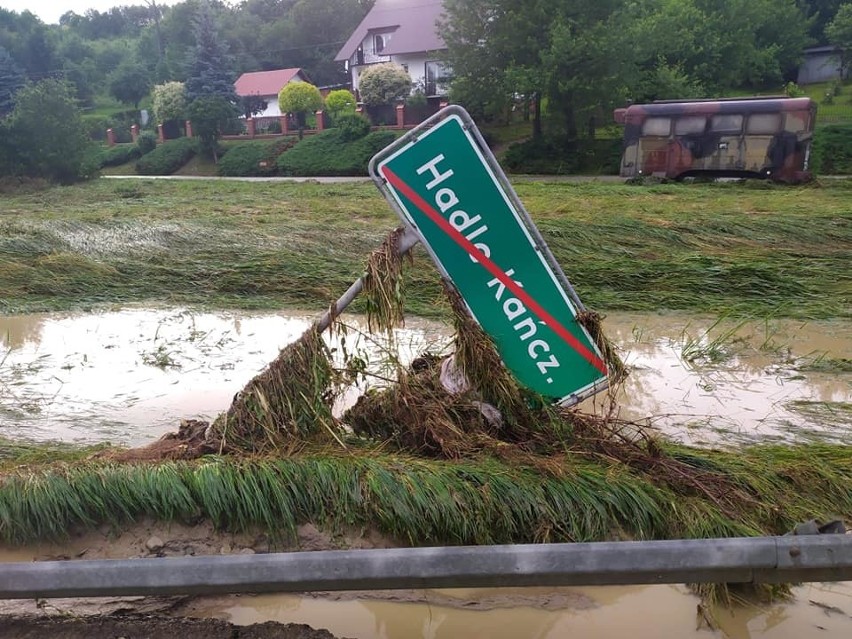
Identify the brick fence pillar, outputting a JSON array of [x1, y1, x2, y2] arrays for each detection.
[[158, 123, 165, 143], [106, 128, 116, 147], [247, 117, 256, 137], [185, 120, 193, 138], [315, 110, 325, 131], [439, 100, 449, 109], [280, 115, 289, 135], [396, 104, 405, 128], [130, 124, 139, 143]]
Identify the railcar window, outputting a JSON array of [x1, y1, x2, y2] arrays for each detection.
[[784, 113, 809, 133], [674, 116, 707, 135], [710, 114, 743, 133], [746, 113, 781, 135], [642, 117, 671, 136]]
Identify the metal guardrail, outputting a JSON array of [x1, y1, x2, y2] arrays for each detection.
[[1, 536, 850, 600]]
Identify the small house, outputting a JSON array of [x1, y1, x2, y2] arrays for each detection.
[[234, 68, 312, 117]]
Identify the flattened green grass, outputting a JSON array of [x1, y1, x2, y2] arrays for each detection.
[[0, 443, 849, 546], [0, 178, 849, 318]]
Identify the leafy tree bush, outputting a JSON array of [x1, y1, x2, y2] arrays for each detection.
[[135, 137, 196, 175], [357, 63, 411, 106], [811, 125, 852, 174], [136, 131, 157, 155], [277, 129, 398, 176], [108, 62, 151, 109], [826, 4, 852, 77], [325, 89, 356, 121], [152, 81, 187, 124], [503, 136, 622, 175], [335, 112, 371, 141], [96, 143, 142, 168], [6, 78, 96, 182], [0, 45, 25, 116], [217, 137, 298, 176], [186, 95, 238, 160], [278, 81, 324, 128]]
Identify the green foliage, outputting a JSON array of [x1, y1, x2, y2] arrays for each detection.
[[503, 136, 622, 175], [108, 62, 151, 109], [277, 129, 398, 176], [152, 82, 187, 124], [826, 3, 852, 75], [334, 112, 371, 141], [4, 78, 96, 182], [184, 1, 238, 105], [96, 143, 141, 168], [0, 45, 25, 116], [136, 131, 157, 155], [217, 137, 298, 176], [811, 124, 852, 174], [186, 95, 238, 160], [324, 89, 357, 120], [785, 81, 806, 98], [278, 82, 324, 123], [357, 63, 411, 107], [241, 94, 268, 119], [135, 137, 196, 175]]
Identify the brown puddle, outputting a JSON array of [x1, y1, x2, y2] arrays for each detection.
[[1, 308, 849, 446], [182, 582, 852, 639]]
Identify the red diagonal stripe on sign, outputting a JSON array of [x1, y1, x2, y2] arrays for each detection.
[[381, 166, 608, 377]]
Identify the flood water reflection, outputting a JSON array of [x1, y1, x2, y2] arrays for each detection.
[[0, 308, 849, 446]]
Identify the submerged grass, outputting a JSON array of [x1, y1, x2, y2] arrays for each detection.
[[0, 444, 848, 547], [0, 179, 849, 319]]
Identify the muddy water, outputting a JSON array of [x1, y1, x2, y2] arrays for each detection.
[[183, 582, 852, 639], [0, 309, 849, 446]]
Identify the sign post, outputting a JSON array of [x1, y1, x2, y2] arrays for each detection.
[[369, 106, 609, 405]]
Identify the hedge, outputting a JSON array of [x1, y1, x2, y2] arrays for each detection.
[[503, 136, 622, 175], [135, 137, 197, 176], [95, 143, 141, 169], [277, 129, 399, 176], [218, 137, 298, 177], [811, 125, 852, 175]]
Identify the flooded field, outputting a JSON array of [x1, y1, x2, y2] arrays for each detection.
[[1, 308, 849, 447]]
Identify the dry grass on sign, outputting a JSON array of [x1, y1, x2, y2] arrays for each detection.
[[209, 327, 343, 453], [362, 227, 411, 333]]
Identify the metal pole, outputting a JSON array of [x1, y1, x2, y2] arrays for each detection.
[[1, 536, 849, 600]]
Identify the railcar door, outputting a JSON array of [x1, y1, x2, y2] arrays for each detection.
[[706, 113, 745, 173], [635, 116, 672, 177]]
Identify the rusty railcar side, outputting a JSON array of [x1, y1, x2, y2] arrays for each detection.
[[613, 98, 816, 182]]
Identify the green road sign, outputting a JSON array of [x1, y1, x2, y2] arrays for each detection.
[[369, 106, 609, 405]]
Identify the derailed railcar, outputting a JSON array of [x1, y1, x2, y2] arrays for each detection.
[[613, 97, 816, 182]]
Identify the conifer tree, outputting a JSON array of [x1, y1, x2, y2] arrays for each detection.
[[0, 46, 25, 117]]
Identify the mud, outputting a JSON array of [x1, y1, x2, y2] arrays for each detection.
[[0, 616, 344, 639]]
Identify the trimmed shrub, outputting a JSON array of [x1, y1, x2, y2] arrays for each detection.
[[135, 137, 196, 175], [136, 131, 157, 155], [325, 89, 357, 121], [503, 136, 622, 175], [358, 63, 411, 107], [811, 125, 852, 175], [217, 137, 298, 177], [277, 129, 398, 176], [335, 112, 371, 141], [97, 144, 141, 168]]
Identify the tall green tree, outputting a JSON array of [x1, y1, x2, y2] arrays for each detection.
[[826, 3, 852, 77], [109, 61, 152, 108], [0, 45, 25, 116], [184, 1, 238, 104]]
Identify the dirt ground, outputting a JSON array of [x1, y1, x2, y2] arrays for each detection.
[[0, 616, 344, 639]]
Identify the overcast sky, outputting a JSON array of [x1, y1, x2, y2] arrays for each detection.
[[0, 0, 184, 25]]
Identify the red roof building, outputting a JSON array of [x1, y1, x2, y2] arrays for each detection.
[[234, 68, 311, 117]]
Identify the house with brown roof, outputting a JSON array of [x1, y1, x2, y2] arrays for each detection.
[[234, 68, 311, 117], [334, 0, 450, 101]]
